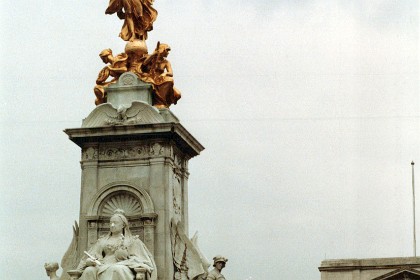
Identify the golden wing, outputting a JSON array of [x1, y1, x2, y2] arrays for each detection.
[[105, 0, 122, 15]]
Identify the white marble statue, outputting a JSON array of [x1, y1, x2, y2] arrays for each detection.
[[45, 262, 60, 280], [170, 218, 210, 280], [76, 209, 157, 280], [206, 256, 228, 280]]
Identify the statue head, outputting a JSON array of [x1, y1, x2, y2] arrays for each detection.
[[212, 255, 228, 269], [44, 262, 59, 276], [99, 48, 113, 63], [110, 209, 130, 236], [156, 42, 171, 57]]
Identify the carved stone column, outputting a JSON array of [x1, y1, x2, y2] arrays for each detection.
[[141, 214, 158, 254]]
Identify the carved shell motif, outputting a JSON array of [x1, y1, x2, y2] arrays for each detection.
[[100, 192, 143, 216]]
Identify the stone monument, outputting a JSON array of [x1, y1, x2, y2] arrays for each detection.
[[207, 256, 228, 280], [47, 2, 224, 280]]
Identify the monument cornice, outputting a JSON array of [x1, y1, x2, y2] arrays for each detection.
[[64, 122, 204, 158], [318, 257, 420, 272]]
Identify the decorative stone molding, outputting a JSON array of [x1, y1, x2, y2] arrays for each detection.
[[65, 123, 205, 159], [319, 257, 420, 280], [134, 268, 148, 280], [87, 221, 98, 246], [120, 73, 136, 86], [98, 142, 167, 161], [172, 171, 182, 221], [142, 218, 156, 254], [171, 149, 186, 175], [82, 101, 164, 128], [82, 147, 99, 161], [88, 182, 155, 217], [100, 192, 143, 216]]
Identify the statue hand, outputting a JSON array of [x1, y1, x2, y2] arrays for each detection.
[[85, 258, 97, 267], [115, 249, 129, 261]]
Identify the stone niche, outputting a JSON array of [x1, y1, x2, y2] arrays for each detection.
[[85, 187, 158, 253]]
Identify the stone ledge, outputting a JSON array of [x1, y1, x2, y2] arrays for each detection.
[[64, 123, 204, 158], [319, 257, 420, 272]]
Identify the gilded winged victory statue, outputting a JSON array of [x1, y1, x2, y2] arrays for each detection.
[[105, 0, 157, 41]]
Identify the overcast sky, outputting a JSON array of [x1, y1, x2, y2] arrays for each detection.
[[0, 0, 419, 279]]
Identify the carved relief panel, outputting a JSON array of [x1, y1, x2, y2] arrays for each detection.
[[82, 147, 99, 161], [171, 151, 186, 223], [98, 142, 167, 161], [172, 171, 182, 222], [81, 142, 170, 163]]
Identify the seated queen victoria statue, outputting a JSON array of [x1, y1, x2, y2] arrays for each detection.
[[76, 209, 157, 280]]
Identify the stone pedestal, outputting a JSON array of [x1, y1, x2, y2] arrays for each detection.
[[64, 75, 204, 280], [107, 72, 153, 107]]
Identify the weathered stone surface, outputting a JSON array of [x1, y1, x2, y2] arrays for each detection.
[[158, 108, 180, 123], [63, 121, 204, 280], [59, 60, 204, 279], [319, 257, 420, 280], [106, 73, 153, 107], [82, 101, 164, 128]]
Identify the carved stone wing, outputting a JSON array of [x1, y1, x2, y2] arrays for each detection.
[[124, 101, 164, 124], [59, 221, 79, 280], [83, 102, 164, 127], [170, 219, 208, 280], [82, 104, 119, 128], [191, 232, 211, 271]]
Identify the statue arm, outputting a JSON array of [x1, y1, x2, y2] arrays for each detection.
[[122, 237, 155, 273], [163, 61, 173, 77], [143, 52, 158, 66], [108, 65, 127, 74], [108, 65, 128, 73], [96, 66, 111, 85], [76, 239, 104, 270], [108, 54, 128, 73]]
